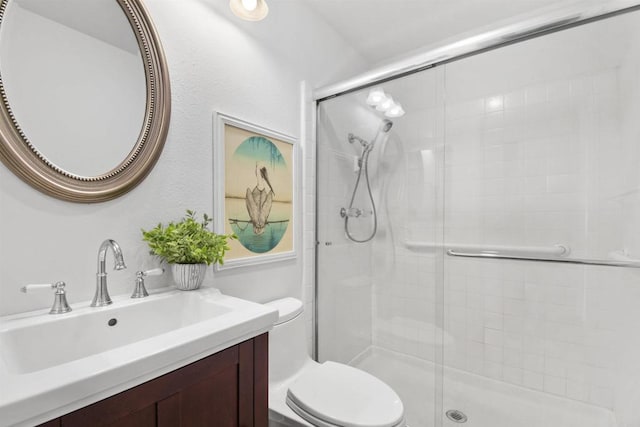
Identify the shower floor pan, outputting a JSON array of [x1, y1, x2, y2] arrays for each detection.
[[352, 347, 616, 427]]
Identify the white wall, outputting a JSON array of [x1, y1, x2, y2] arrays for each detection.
[[0, 0, 367, 316]]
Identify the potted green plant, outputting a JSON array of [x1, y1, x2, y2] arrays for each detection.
[[142, 210, 236, 290]]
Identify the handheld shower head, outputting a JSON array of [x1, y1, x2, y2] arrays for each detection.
[[342, 119, 393, 244], [368, 119, 393, 151]]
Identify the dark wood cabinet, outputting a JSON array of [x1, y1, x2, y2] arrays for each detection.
[[38, 333, 268, 427]]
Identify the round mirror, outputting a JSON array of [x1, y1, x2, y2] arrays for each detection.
[[0, 0, 170, 202]]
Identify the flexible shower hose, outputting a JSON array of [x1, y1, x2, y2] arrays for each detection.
[[344, 146, 377, 243]]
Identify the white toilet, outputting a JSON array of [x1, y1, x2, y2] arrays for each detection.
[[267, 297, 406, 427]]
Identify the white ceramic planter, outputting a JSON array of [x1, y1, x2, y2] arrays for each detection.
[[171, 263, 207, 291]]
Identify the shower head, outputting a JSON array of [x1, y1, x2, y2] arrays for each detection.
[[368, 119, 393, 151]]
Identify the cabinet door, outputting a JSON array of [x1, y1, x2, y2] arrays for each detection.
[[51, 334, 268, 427]]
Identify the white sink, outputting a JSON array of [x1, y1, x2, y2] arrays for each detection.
[[0, 287, 278, 427], [1, 290, 232, 374]]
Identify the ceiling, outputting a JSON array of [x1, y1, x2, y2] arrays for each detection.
[[299, 0, 580, 66]]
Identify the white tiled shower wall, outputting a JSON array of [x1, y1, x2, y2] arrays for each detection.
[[440, 69, 623, 408], [366, 11, 640, 419]]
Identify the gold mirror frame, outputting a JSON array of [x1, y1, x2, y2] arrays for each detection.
[[0, 0, 171, 203]]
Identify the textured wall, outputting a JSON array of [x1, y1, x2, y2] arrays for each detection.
[[0, 0, 366, 316]]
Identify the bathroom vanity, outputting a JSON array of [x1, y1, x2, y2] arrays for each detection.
[[0, 288, 278, 427], [36, 334, 268, 427]]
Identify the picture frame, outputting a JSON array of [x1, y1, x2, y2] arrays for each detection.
[[213, 112, 297, 270]]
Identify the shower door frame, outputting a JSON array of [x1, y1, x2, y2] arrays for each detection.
[[314, 1, 640, 102]]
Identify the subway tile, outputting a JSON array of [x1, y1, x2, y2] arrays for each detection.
[[524, 354, 545, 373], [504, 90, 525, 109], [467, 358, 485, 375], [589, 385, 614, 408], [484, 312, 504, 330], [503, 281, 525, 299], [525, 85, 547, 105], [504, 298, 525, 316], [566, 381, 588, 401], [504, 348, 524, 370], [485, 344, 503, 363], [504, 332, 523, 350], [467, 322, 484, 342], [484, 328, 504, 347], [484, 361, 504, 380], [503, 315, 524, 333], [484, 295, 503, 313], [523, 371, 544, 391], [485, 95, 505, 113], [524, 336, 545, 355], [544, 375, 566, 396], [544, 357, 567, 377]]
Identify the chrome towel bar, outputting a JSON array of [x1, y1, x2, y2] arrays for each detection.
[[405, 241, 569, 257], [446, 249, 640, 268]]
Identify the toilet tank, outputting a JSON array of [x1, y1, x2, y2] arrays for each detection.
[[266, 298, 311, 385]]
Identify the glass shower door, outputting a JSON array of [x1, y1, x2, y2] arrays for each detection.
[[316, 68, 447, 427], [440, 9, 640, 427]]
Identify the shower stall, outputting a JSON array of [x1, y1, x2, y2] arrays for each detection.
[[315, 4, 640, 427]]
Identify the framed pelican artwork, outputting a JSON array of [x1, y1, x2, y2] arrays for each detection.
[[213, 113, 297, 269]]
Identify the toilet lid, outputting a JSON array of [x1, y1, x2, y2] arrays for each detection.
[[286, 361, 405, 427]]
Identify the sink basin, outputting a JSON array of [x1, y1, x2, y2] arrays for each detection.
[[0, 287, 278, 427], [1, 290, 232, 374]]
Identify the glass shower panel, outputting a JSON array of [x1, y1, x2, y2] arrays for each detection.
[[441, 9, 640, 427], [316, 69, 446, 427]]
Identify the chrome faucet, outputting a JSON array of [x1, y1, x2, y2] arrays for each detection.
[[91, 239, 127, 307]]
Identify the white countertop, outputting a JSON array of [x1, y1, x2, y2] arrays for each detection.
[[0, 287, 278, 427]]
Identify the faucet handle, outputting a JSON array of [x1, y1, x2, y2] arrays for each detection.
[[21, 283, 56, 293], [143, 268, 164, 277], [21, 281, 72, 314], [132, 268, 164, 299]]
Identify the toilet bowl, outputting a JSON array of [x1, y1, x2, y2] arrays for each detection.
[[267, 297, 406, 427]]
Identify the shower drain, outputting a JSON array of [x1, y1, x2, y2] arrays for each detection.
[[446, 409, 468, 423]]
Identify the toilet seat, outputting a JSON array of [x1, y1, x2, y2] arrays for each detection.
[[285, 361, 405, 427]]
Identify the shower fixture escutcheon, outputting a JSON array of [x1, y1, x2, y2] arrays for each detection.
[[340, 207, 362, 218]]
